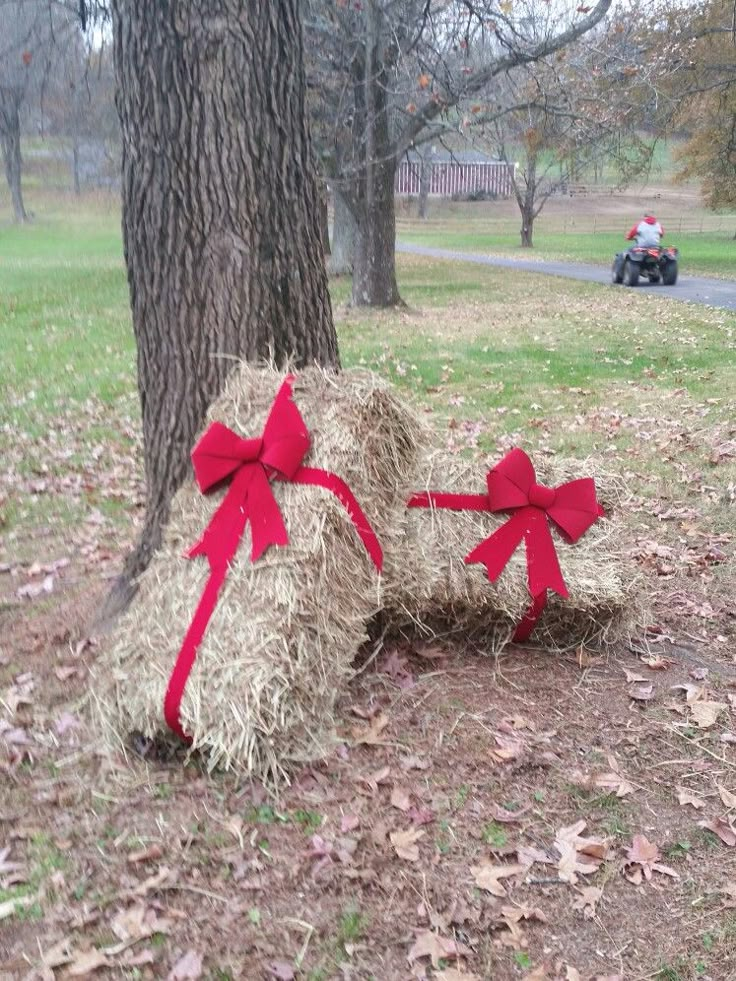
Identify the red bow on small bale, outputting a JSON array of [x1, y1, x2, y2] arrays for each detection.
[[164, 375, 383, 742], [408, 448, 604, 642]]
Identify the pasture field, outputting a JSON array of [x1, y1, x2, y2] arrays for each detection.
[[396, 189, 736, 278], [1, 193, 736, 980]]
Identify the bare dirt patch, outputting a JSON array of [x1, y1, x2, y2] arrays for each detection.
[[2, 601, 736, 980]]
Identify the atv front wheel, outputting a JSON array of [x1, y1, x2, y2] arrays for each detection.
[[662, 261, 678, 286], [623, 260, 639, 286], [612, 261, 623, 284]]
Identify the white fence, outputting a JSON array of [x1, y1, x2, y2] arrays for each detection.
[[395, 160, 516, 198]]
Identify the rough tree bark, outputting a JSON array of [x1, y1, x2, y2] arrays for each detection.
[[104, 0, 338, 620], [519, 200, 535, 247], [350, 2, 401, 307], [515, 155, 537, 248], [319, 183, 331, 256], [0, 102, 28, 223], [328, 186, 356, 275]]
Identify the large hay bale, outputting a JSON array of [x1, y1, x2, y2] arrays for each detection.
[[382, 450, 641, 654], [92, 365, 424, 782]]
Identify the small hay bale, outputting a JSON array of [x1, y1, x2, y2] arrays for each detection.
[[382, 450, 643, 654], [92, 365, 424, 782]]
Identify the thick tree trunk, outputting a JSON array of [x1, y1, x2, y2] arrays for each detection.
[[327, 186, 356, 276], [352, 164, 400, 306], [351, 3, 401, 307], [1, 104, 27, 223], [104, 0, 337, 621], [319, 184, 330, 255]]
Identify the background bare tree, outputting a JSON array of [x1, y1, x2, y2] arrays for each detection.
[[480, 24, 654, 247], [45, 35, 118, 194], [305, 0, 614, 307], [0, 1, 78, 220]]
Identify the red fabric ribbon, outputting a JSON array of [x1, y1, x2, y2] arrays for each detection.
[[408, 448, 604, 642], [163, 375, 383, 742]]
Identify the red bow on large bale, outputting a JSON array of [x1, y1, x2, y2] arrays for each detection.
[[408, 448, 604, 642], [164, 375, 383, 742]]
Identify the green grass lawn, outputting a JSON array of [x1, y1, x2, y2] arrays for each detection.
[[1, 193, 735, 546], [3, 198, 733, 439], [0, 200, 133, 436], [397, 226, 736, 278]]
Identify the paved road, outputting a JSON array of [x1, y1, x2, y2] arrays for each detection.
[[397, 242, 736, 312]]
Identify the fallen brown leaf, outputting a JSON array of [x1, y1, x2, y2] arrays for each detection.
[[625, 834, 679, 882], [690, 701, 726, 729], [390, 786, 412, 812], [471, 861, 523, 897], [698, 816, 736, 847], [717, 785, 736, 811], [362, 765, 391, 792], [407, 930, 470, 968], [554, 821, 608, 884], [676, 787, 706, 810], [589, 770, 634, 798], [390, 827, 425, 862], [572, 885, 602, 919], [500, 903, 547, 948], [111, 903, 172, 942], [489, 733, 525, 763]]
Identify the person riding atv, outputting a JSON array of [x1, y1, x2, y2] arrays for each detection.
[[626, 212, 664, 248], [612, 212, 678, 287]]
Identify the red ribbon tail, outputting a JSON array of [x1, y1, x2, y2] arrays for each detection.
[[525, 510, 568, 599], [295, 466, 383, 572], [512, 592, 547, 642], [465, 510, 526, 582], [248, 466, 289, 562], [163, 562, 228, 742], [187, 470, 252, 568]]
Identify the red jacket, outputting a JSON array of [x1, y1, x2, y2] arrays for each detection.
[[626, 215, 664, 244]]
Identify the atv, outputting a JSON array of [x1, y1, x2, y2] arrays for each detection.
[[612, 245, 679, 287]]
